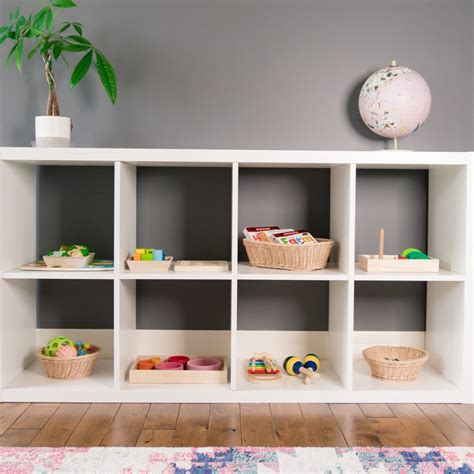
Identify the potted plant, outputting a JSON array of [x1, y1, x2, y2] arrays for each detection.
[[0, 0, 117, 146]]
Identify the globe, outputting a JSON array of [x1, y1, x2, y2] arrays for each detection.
[[359, 62, 432, 139]]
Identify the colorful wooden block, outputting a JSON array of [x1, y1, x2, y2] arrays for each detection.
[[153, 249, 165, 261]]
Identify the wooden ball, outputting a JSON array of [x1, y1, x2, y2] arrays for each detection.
[[303, 353, 321, 372]]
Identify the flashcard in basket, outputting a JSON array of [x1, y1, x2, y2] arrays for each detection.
[[272, 230, 317, 245], [244, 226, 280, 242]]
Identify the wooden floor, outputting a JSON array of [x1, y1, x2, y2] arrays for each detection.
[[0, 403, 473, 448]]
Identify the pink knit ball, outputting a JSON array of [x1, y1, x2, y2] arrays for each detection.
[[56, 344, 77, 358]]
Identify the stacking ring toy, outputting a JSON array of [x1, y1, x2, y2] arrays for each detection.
[[303, 353, 321, 373], [283, 356, 314, 385]]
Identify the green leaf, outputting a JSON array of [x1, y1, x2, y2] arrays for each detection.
[[10, 6, 20, 22], [67, 35, 90, 45], [5, 41, 19, 67], [15, 39, 23, 71], [59, 22, 71, 33], [62, 43, 91, 52], [45, 8, 53, 33], [95, 50, 117, 105], [52, 0, 77, 8], [0, 25, 10, 34], [33, 8, 48, 30], [53, 41, 63, 60], [70, 49, 92, 87], [27, 44, 40, 60], [72, 23, 83, 35]]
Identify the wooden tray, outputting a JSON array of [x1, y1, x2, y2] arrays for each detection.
[[21, 260, 113, 271], [43, 253, 95, 268], [358, 255, 440, 273], [174, 260, 229, 272], [127, 256, 173, 272], [128, 355, 228, 384]]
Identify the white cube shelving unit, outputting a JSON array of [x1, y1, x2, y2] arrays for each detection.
[[0, 148, 472, 403]]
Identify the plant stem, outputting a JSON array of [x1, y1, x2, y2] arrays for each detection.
[[43, 53, 60, 116]]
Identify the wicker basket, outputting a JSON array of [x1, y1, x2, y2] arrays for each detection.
[[362, 346, 429, 382], [37, 346, 101, 380], [243, 238, 334, 271]]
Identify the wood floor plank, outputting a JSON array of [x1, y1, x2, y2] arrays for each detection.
[[389, 404, 451, 447], [12, 403, 60, 430], [0, 403, 30, 436], [173, 404, 209, 447], [370, 418, 416, 447], [330, 404, 381, 447], [30, 404, 90, 447], [144, 404, 180, 430], [136, 430, 175, 447], [66, 404, 120, 447], [300, 404, 347, 447], [359, 404, 394, 418], [101, 404, 150, 447], [241, 404, 278, 447], [270, 404, 311, 447], [0, 429, 39, 447], [447, 404, 474, 431], [208, 404, 242, 447], [418, 404, 474, 446]]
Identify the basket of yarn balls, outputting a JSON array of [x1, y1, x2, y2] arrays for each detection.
[[37, 336, 101, 380]]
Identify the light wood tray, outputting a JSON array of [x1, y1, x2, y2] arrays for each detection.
[[128, 355, 228, 384], [43, 253, 95, 268], [127, 256, 173, 272], [358, 255, 439, 273]]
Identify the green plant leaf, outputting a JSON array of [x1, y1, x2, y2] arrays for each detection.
[[10, 6, 20, 22], [70, 49, 92, 87], [33, 8, 48, 30], [73, 23, 83, 35], [0, 25, 10, 34], [59, 22, 71, 33], [5, 41, 19, 67], [27, 44, 40, 59], [52, 0, 77, 8], [45, 8, 53, 33], [62, 43, 91, 52], [95, 50, 117, 104], [15, 39, 23, 71], [0, 26, 12, 44], [67, 35, 91, 45], [53, 41, 63, 60]]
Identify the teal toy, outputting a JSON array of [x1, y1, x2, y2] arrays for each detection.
[[75, 340, 88, 356], [44, 336, 74, 357]]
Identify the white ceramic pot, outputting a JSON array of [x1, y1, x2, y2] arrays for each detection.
[[35, 116, 71, 147]]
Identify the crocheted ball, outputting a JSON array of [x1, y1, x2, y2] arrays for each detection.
[[56, 345, 77, 358]]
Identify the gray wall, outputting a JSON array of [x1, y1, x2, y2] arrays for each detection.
[[0, 0, 472, 150]]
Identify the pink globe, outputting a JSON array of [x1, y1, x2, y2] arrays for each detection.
[[359, 64, 431, 139]]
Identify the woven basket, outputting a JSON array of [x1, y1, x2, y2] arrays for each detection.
[[362, 346, 429, 382], [243, 238, 334, 271], [37, 346, 101, 380]]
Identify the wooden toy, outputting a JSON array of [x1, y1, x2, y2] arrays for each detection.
[[129, 355, 228, 384], [153, 249, 165, 261], [246, 352, 281, 383], [137, 359, 155, 370], [127, 256, 173, 272], [150, 356, 162, 365], [156, 362, 184, 370], [167, 355, 189, 366], [174, 260, 229, 272], [358, 229, 439, 272], [283, 356, 315, 385], [75, 341, 88, 356], [187, 358, 222, 371], [303, 353, 321, 376]]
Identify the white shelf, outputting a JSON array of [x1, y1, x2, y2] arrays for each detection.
[[3, 359, 114, 402], [354, 265, 465, 281], [237, 262, 347, 280], [2, 268, 115, 280], [119, 270, 232, 280]]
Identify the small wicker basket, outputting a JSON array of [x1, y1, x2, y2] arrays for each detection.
[[243, 238, 334, 271], [37, 346, 101, 380], [362, 346, 429, 382]]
